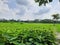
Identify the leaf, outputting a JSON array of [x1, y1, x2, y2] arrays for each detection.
[[49, 0, 52, 2]]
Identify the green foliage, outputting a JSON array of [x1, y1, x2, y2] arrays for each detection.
[[49, 0, 52, 2], [35, 0, 60, 6], [52, 14, 60, 26], [35, 0, 53, 6], [1, 30, 56, 45], [0, 22, 56, 45], [0, 23, 56, 45], [52, 14, 60, 19]]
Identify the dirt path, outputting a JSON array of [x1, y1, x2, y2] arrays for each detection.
[[56, 32, 60, 45]]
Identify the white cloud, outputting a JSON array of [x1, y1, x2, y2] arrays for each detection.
[[0, 0, 60, 20], [0, 0, 20, 20]]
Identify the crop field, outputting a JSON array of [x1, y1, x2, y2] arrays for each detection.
[[0, 22, 60, 45], [0, 22, 60, 32]]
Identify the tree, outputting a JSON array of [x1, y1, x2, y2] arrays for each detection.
[[52, 14, 60, 25], [34, 19, 40, 23], [35, 0, 60, 6]]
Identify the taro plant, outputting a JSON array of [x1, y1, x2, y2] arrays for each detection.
[[3, 29, 56, 45]]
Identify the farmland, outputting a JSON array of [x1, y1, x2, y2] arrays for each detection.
[[0, 22, 60, 32], [0, 22, 60, 45]]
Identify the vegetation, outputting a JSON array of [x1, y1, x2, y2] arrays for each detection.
[[0, 0, 60, 45], [0, 22, 58, 45], [35, 0, 60, 6], [0, 19, 60, 23], [0, 0, 60, 44], [52, 14, 60, 26]]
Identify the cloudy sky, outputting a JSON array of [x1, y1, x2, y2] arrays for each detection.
[[0, 0, 60, 20]]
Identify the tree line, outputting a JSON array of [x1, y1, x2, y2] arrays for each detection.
[[0, 19, 60, 23], [0, 14, 60, 23]]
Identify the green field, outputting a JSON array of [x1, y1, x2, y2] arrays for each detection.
[[0, 22, 60, 33], [0, 22, 60, 45]]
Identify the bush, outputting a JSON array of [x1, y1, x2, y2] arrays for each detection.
[[0, 29, 56, 45]]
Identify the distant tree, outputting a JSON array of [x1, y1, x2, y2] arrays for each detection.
[[34, 19, 40, 23], [52, 14, 60, 25], [0, 19, 7, 22], [9, 19, 17, 22], [35, 0, 60, 6], [17, 19, 21, 22], [40, 19, 53, 23]]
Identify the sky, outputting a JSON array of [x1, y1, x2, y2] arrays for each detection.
[[0, 0, 60, 20]]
